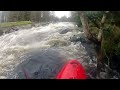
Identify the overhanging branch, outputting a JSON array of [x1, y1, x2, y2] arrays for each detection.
[[79, 11, 100, 45], [98, 11, 109, 42]]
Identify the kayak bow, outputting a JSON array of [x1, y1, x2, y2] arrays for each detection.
[[56, 60, 87, 79]]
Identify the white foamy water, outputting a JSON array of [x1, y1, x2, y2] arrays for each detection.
[[0, 22, 95, 79]]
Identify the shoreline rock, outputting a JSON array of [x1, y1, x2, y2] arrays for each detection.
[[0, 24, 32, 36]]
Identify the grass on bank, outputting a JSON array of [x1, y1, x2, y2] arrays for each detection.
[[0, 21, 32, 28]]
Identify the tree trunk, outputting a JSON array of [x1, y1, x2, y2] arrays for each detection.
[[95, 42, 103, 78], [79, 11, 108, 78], [79, 11, 100, 45], [97, 12, 109, 77]]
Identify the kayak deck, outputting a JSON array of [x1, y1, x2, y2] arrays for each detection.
[[56, 60, 86, 79]]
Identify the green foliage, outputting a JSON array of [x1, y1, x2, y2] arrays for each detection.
[[0, 21, 32, 28], [103, 25, 120, 56], [110, 11, 120, 26], [72, 11, 103, 27], [30, 11, 42, 22], [83, 11, 120, 56], [1, 11, 51, 23], [76, 11, 120, 65], [90, 27, 99, 37], [85, 11, 103, 27], [74, 15, 81, 27]]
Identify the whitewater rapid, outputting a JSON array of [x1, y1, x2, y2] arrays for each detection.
[[0, 22, 96, 79]]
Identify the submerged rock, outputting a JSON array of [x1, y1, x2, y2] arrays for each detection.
[[0, 22, 98, 79], [0, 24, 32, 36], [46, 39, 70, 47], [59, 29, 71, 34]]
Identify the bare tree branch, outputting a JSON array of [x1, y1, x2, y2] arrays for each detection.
[[98, 11, 109, 42], [79, 11, 100, 44]]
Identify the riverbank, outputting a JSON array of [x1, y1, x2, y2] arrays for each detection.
[[0, 21, 52, 36], [0, 21, 32, 36]]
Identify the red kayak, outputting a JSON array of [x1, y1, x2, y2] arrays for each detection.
[[56, 60, 87, 79]]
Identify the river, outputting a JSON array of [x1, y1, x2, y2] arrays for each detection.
[[0, 22, 97, 79]]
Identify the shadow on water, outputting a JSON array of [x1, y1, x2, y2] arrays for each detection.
[[70, 33, 97, 78], [70, 33, 96, 61], [8, 48, 67, 79]]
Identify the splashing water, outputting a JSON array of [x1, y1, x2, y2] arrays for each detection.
[[0, 22, 96, 79]]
